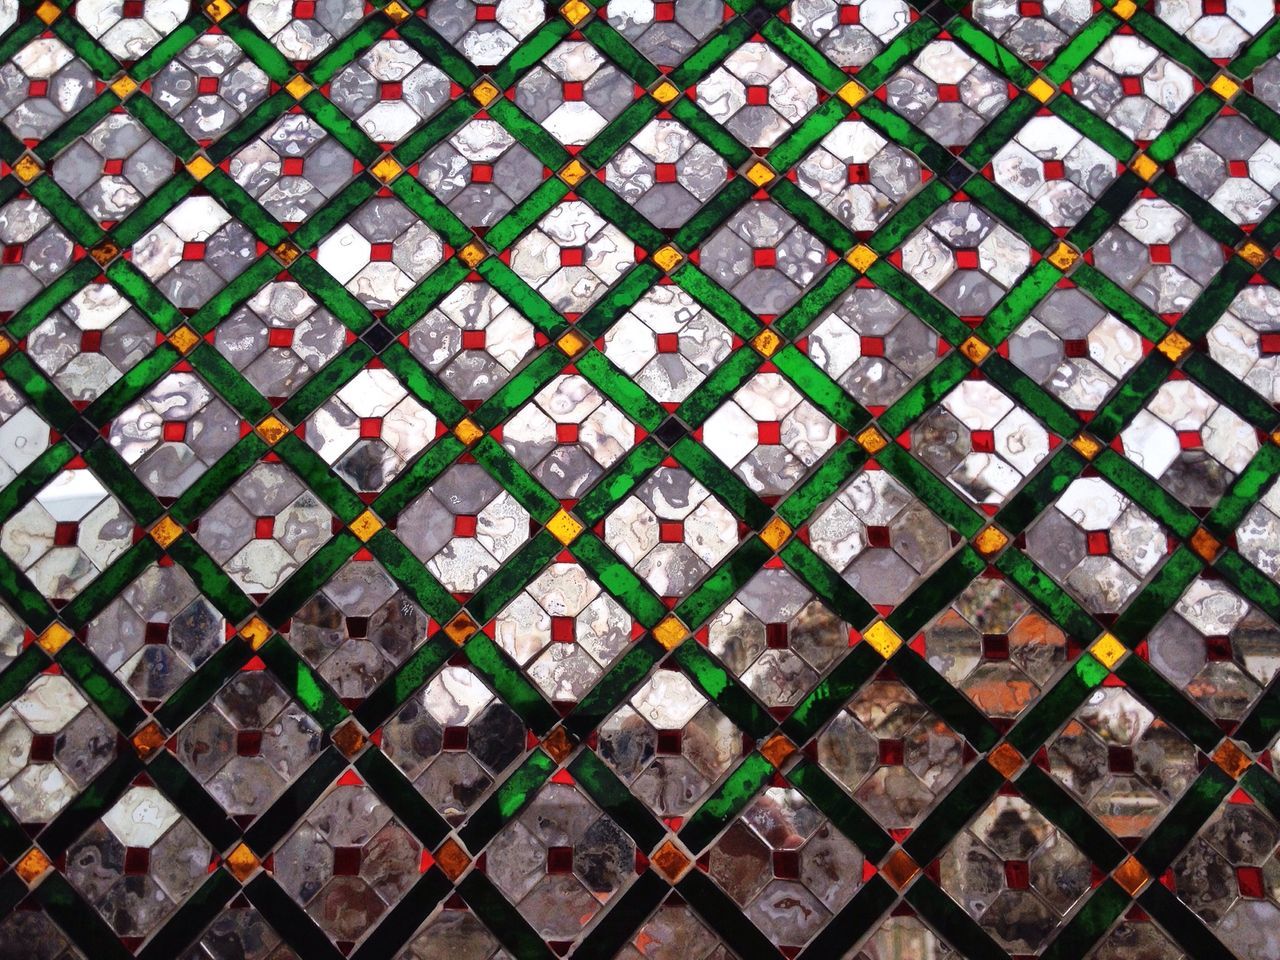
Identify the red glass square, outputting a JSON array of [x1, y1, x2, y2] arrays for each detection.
[[122, 0, 144, 16], [1148, 244, 1172, 264], [1004, 860, 1030, 889], [766, 622, 788, 648], [476, 3, 497, 18], [551, 616, 576, 643], [293, 0, 316, 17], [236, 730, 262, 756], [1064, 338, 1088, 358], [268, 328, 295, 348], [53, 522, 78, 546], [102, 158, 124, 176], [757, 421, 781, 444], [1086, 530, 1110, 555], [954, 249, 980, 269], [746, 86, 769, 106], [80, 330, 103, 353], [556, 422, 580, 443], [937, 84, 960, 102], [370, 242, 394, 261], [1228, 159, 1250, 178], [773, 850, 801, 879], [461, 330, 486, 349], [655, 1, 675, 19], [656, 333, 680, 353], [659, 520, 684, 542], [656, 730, 683, 754], [1, 244, 21, 265], [454, 514, 477, 537], [1120, 76, 1143, 96], [442, 726, 469, 749], [562, 81, 584, 101], [282, 157, 305, 176], [197, 76, 220, 95], [866, 525, 891, 548], [162, 421, 187, 442], [255, 517, 275, 539], [1178, 430, 1202, 449], [1042, 160, 1065, 180], [123, 847, 149, 874], [381, 82, 403, 100], [332, 847, 361, 875], [182, 242, 206, 261], [970, 429, 995, 453], [471, 163, 494, 183], [561, 247, 585, 267], [547, 846, 574, 873], [144, 622, 169, 645], [878, 738, 903, 765], [838, 4, 860, 23], [359, 417, 382, 438], [655, 163, 678, 183], [860, 336, 884, 357], [753, 248, 776, 268], [27, 80, 47, 98], [847, 163, 870, 184]]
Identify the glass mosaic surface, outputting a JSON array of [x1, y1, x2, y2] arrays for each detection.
[[3, 0, 1280, 957]]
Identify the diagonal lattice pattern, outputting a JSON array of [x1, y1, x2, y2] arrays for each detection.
[[0, 0, 1279, 958]]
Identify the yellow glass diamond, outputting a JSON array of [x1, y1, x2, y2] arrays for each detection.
[[12, 155, 41, 183], [653, 614, 689, 650], [561, 0, 592, 23], [35, 623, 72, 656], [863, 621, 903, 659], [750, 328, 782, 358], [745, 161, 775, 187], [349, 510, 383, 542], [204, 0, 233, 20], [225, 843, 261, 882], [1071, 433, 1103, 460], [857, 426, 887, 454], [1026, 78, 1055, 103], [458, 240, 487, 267], [383, 0, 411, 22], [254, 415, 290, 445], [559, 159, 589, 186], [15, 848, 51, 885], [1111, 0, 1136, 16], [445, 612, 478, 645], [1047, 241, 1078, 270], [1210, 74, 1241, 100], [652, 245, 683, 272], [960, 336, 990, 363], [285, 75, 313, 100], [651, 80, 680, 104], [1239, 241, 1268, 267], [110, 75, 137, 99], [837, 81, 867, 107], [1130, 153, 1159, 181], [1156, 331, 1191, 362], [370, 155, 403, 184], [1089, 632, 1126, 669], [453, 417, 484, 445], [35, 1, 61, 24], [759, 517, 792, 550], [973, 526, 1008, 557], [149, 516, 184, 548], [185, 156, 215, 180], [557, 329, 588, 356], [239, 616, 272, 650], [845, 244, 877, 272], [472, 79, 501, 105], [546, 508, 584, 545], [168, 325, 201, 354]]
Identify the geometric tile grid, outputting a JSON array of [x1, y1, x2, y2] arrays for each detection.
[[0, 0, 1279, 957]]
